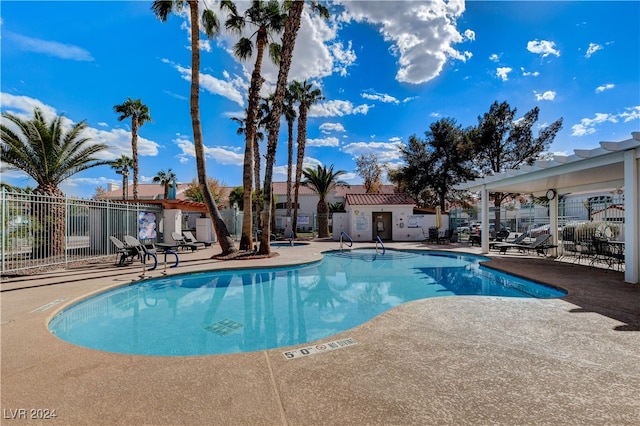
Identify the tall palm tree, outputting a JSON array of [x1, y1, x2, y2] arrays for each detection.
[[289, 79, 324, 236], [1, 107, 109, 258], [153, 169, 177, 199], [259, 0, 328, 254], [152, 0, 237, 255], [225, 0, 287, 251], [110, 155, 133, 200], [302, 164, 349, 238], [113, 98, 152, 200], [283, 86, 297, 218]]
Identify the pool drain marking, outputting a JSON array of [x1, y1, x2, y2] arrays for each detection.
[[204, 319, 244, 336], [283, 337, 357, 360], [31, 298, 67, 313]]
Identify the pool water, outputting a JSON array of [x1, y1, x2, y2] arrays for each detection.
[[49, 249, 565, 356]]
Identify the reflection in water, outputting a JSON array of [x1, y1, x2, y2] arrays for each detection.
[[49, 249, 565, 356]]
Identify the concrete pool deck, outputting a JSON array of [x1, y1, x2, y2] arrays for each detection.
[[1, 240, 639, 425]]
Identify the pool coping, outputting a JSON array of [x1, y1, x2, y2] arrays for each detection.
[[2, 240, 639, 425]]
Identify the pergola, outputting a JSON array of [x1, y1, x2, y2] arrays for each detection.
[[455, 132, 640, 284]]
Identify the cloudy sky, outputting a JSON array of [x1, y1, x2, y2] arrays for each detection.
[[1, 1, 638, 198]]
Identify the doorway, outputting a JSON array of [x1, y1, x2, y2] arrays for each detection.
[[372, 212, 392, 241]]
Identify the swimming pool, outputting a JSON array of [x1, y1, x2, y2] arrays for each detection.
[[49, 249, 565, 356]]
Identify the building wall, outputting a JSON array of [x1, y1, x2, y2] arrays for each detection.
[[335, 204, 446, 242]]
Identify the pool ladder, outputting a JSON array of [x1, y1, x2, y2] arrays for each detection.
[[340, 231, 353, 250], [375, 236, 386, 255]]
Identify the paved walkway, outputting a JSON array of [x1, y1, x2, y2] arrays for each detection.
[[2, 240, 639, 425]]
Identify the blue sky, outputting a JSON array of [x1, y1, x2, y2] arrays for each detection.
[[1, 1, 639, 199]]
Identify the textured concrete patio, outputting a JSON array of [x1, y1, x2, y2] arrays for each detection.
[[1, 240, 639, 425]]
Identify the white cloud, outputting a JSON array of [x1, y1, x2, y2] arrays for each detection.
[[521, 67, 540, 77], [341, 140, 403, 163], [571, 113, 618, 136], [619, 106, 640, 123], [319, 123, 346, 133], [534, 90, 556, 101], [489, 53, 500, 62], [527, 39, 560, 57], [310, 100, 373, 117], [595, 83, 615, 93], [97, 122, 108, 127], [330, 40, 357, 77], [496, 67, 512, 81], [464, 29, 475, 41], [173, 135, 243, 165], [338, 0, 470, 84], [585, 42, 603, 58], [173, 63, 245, 107], [361, 91, 400, 104], [7, 31, 93, 61], [307, 136, 340, 147]]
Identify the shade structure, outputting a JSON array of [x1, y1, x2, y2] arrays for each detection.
[[435, 206, 442, 229]]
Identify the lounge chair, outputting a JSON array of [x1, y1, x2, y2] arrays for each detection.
[[183, 230, 212, 247], [109, 235, 138, 266], [437, 229, 454, 244], [171, 232, 200, 251], [495, 233, 556, 255], [123, 235, 158, 269], [490, 232, 528, 250]]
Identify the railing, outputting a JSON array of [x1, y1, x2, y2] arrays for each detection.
[[339, 231, 353, 250], [1, 189, 164, 275], [375, 236, 386, 255]]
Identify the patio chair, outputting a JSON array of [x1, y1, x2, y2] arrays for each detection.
[[490, 232, 528, 250], [437, 229, 454, 244], [109, 235, 138, 266], [123, 235, 158, 269], [171, 232, 200, 251], [495, 233, 556, 256], [183, 230, 211, 247], [422, 227, 439, 244]]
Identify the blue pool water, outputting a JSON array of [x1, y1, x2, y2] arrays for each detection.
[[49, 249, 565, 356]]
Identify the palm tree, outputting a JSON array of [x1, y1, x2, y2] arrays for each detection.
[[225, 0, 287, 251], [259, 0, 328, 254], [153, 169, 177, 199], [152, 0, 237, 255], [113, 98, 152, 200], [110, 155, 133, 200], [1, 107, 109, 258], [289, 79, 324, 236], [301, 164, 349, 238], [283, 86, 297, 218]]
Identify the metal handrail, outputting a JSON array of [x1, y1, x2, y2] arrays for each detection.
[[375, 236, 386, 255], [340, 231, 353, 250]]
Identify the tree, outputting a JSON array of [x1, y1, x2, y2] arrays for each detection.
[[184, 177, 224, 205], [225, 0, 286, 251], [152, 169, 177, 199], [391, 118, 475, 210], [110, 155, 133, 200], [469, 101, 563, 232], [113, 98, 152, 200], [283, 86, 297, 217], [152, 0, 237, 255], [355, 153, 383, 193], [289, 79, 324, 236], [1, 107, 109, 257], [259, 0, 328, 254], [302, 164, 349, 238]]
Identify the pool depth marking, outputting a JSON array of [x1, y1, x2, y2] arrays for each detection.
[[31, 298, 67, 313], [283, 337, 357, 360]]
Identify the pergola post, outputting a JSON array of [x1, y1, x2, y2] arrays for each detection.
[[481, 185, 489, 254], [623, 148, 639, 284], [549, 193, 559, 258]]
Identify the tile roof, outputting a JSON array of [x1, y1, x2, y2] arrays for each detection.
[[346, 193, 416, 206]]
